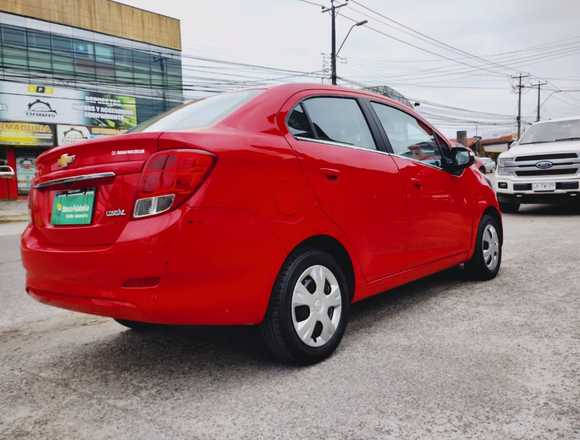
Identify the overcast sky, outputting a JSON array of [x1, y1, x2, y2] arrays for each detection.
[[118, 0, 580, 137]]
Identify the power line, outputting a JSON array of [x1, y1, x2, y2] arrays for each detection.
[[349, 0, 519, 76]]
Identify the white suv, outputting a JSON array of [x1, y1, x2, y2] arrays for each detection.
[[495, 117, 580, 212]]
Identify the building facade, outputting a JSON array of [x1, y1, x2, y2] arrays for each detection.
[[0, 0, 183, 199]]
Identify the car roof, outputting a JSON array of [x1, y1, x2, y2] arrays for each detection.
[[262, 82, 413, 109], [533, 115, 580, 124]]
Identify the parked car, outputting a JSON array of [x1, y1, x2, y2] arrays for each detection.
[[0, 163, 15, 178], [21, 84, 503, 364], [478, 157, 496, 174], [496, 117, 580, 212]]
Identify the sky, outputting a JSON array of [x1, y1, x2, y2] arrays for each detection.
[[117, 0, 580, 137]]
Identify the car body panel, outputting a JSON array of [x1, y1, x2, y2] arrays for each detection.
[[22, 83, 501, 325]]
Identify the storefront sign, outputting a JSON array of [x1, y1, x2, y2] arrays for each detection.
[[0, 82, 137, 130], [56, 125, 91, 145], [57, 125, 125, 145], [0, 122, 54, 146], [89, 127, 124, 139]]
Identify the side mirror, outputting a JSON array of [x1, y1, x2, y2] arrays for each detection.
[[445, 147, 474, 174]]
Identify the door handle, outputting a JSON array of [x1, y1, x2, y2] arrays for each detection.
[[320, 168, 341, 181], [410, 177, 423, 189]]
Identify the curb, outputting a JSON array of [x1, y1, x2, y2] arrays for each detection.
[[0, 215, 29, 223]]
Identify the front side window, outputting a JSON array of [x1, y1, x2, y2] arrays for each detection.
[[372, 102, 442, 167], [301, 97, 376, 150], [132, 89, 262, 132]]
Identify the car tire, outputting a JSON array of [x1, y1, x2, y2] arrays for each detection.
[[114, 319, 164, 332], [499, 201, 520, 213], [465, 214, 502, 280], [260, 248, 350, 365]]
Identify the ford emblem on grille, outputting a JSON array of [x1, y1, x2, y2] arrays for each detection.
[[535, 160, 554, 169]]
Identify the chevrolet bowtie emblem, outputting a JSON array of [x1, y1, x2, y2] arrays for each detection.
[[56, 153, 75, 168]]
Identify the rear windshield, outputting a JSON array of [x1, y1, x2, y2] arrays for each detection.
[[132, 89, 262, 132], [520, 119, 580, 145]]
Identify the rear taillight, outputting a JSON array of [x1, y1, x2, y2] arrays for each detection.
[[133, 149, 215, 218]]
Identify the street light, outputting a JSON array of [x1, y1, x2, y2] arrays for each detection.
[[336, 20, 368, 57], [323, 0, 367, 85]]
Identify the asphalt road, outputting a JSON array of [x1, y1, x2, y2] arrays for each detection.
[[1, 205, 579, 440]]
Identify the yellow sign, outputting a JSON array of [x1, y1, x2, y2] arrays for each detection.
[[26, 85, 54, 95], [0, 122, 54, 146]]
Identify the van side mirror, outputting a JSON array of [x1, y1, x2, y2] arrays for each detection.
[[445, 147, 474, 174]]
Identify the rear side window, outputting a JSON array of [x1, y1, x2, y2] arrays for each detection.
[[371, 102, 442, 167], [132, 89, 262, 132], [301, 97, 376, 150]]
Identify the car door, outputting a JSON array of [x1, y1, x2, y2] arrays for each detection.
[[369, 101, 472, 267], [284, 94, 407, 282]]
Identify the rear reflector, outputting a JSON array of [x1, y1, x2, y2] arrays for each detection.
[[134, 194, 175, 218], [133, 149, 215, 218]]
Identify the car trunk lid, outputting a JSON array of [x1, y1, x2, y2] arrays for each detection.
[[30, 132, 162, 246]]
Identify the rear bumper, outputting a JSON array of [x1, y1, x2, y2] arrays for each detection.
[[21, 206, 276, 325]]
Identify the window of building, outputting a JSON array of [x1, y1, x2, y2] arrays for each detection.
[[2, 47, 28, 69], [133, 50, 151, 86], [95, 44, 114, 64], [301, 97, 376, 150], [2, 26, 26, 47], [28, 50, 52, 72], [52, 35, 73, 54], [73, 39, 94, 59], [52, 54, 74, 74], [114, 47, 133, 82], [28, 31, 51, 51]]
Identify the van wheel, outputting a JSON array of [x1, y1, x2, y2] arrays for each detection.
[[465, 214, 502, 280], [499, 201, 519, 213], [261, 249, 350, 365], [114, 319, 163, 332]]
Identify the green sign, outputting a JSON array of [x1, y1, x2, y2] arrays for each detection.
[[51, 190, 95, 225]]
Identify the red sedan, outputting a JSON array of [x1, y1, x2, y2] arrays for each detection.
[[22, 84, 502, 364]]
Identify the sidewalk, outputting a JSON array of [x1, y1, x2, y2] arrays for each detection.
[[0, 199, 29, 223]]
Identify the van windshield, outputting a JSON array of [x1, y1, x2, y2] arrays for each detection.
[[520, 119, 580, 145], [131, 89, 262, 132]]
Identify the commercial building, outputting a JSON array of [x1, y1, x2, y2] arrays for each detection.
[[0, 0, 183, 199]]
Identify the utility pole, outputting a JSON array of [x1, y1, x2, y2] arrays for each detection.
[[322, 0, 347, 85], [531, 81, 548, 122], [512, 73, 529, 139]]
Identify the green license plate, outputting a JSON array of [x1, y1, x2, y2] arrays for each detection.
[[51, 189, 95, 225]]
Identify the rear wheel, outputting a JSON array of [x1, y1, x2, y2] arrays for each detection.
[[114, 319, 164, 332], [499, 201, 520, 213], [261, 248, 350, 365], [465, 214, 502, 280]]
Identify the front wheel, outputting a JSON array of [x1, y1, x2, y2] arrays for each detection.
[[260, 249, 350, 365], [465, 214, 502, 280]]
